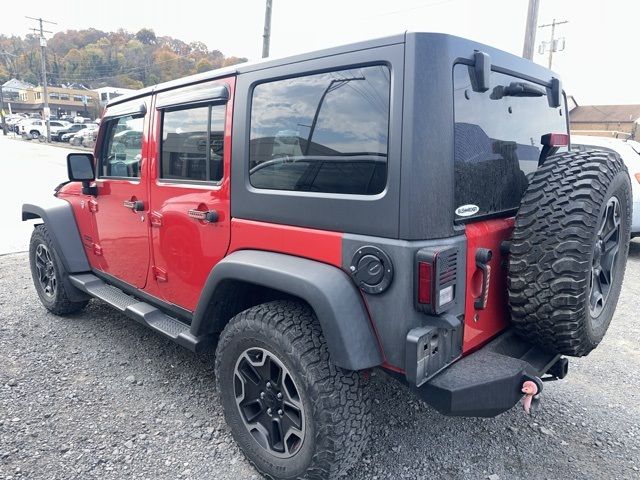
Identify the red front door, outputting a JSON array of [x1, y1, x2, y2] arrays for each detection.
[[92, 100, 151, 288], [144, 79, 234, 311]]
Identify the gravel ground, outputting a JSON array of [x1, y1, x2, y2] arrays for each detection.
[[1, 245, 639, 480]]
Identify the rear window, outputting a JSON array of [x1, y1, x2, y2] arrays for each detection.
[[453, 64, 567, 220], [249, 65, 390, 195]]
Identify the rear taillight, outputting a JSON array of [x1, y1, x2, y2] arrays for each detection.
[[418, 262, 432, 304], [416, 247, 458, 314], [635, 173, 640, 184], [541, 132, 569, 147]]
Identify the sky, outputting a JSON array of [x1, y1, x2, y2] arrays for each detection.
[[2, 0, 638, 105]]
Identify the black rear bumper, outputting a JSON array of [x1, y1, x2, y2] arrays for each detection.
[[414, 329, 564, 417]]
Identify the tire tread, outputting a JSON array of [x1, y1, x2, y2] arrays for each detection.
[[508, 149, 631, 356], [215, 300, 370, 479]]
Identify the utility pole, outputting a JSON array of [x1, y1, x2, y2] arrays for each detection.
[[522, 0, 540, 60], [262, 0, 273, 58], [26, 16, 56, 142], [538, 18, 568, 69]]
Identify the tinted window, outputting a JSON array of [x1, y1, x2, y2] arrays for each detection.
[[100, 115, 144, 178], [453, 64, 567, 219], [249, 65, 390, 195], [160, 104, 225, 182]]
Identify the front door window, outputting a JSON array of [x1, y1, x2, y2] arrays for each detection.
[[100, 115, 144, 178]]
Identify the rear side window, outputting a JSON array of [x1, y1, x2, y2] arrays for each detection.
[[249, 65, 390, 195], [100, 115, 144, 178], [160, 104, 225, 183], [453, 64, 567, 220]]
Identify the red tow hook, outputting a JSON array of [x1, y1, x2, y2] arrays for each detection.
[[521, 376, 543, 415]]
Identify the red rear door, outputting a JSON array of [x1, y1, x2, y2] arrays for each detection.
[[463, 218, 513, 352], [144, 78, 234, 311]]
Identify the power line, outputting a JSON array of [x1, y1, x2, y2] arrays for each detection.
[[366, 0, 456, 19]]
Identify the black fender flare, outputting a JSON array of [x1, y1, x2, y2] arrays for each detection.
[[22, 198, 90, 273], [191, 250, 383, 371]]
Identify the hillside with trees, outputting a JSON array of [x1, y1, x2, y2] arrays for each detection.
[[0, 28, 247, 89]]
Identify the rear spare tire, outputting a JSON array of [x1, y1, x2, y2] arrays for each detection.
[[508, 149, 631, 356]]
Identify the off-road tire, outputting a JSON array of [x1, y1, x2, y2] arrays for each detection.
[[508, 150, 631, 356], [215, 300, 371, 479], [29, 225, 89, 315]]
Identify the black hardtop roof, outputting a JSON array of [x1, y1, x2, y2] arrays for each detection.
[[107, 31, 557, 108]]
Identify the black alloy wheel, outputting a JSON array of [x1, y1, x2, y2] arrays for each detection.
[[34, 243, 57, 299], [589, 196, 622, 317], [234, 347, 305, 458]]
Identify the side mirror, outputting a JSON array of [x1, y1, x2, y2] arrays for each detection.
[[67, 153, 97, 195]]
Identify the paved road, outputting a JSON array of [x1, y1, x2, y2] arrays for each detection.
[[0, 134, 80, 254]]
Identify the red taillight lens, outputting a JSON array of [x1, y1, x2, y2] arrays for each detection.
[[541, 133, 569, 147], [418, 261, 432, 304], [635, 173, 640, 184]]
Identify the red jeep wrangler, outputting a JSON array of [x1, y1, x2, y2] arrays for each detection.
[[23, 33, 631, 480]]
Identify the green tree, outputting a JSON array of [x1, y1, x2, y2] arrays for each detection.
[[196, 58, 213, 73], [135, 28, 157, 45]]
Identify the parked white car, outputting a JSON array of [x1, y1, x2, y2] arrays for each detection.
[[58, 122, 99, 142], [571, 135, 640, 236], [18, 119, 70, 139]]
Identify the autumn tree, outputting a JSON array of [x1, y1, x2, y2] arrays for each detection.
[[0, 28, 247, 90]]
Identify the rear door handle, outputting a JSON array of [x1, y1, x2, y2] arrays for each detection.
[[188, 209, 218, 223], [123, 200, 144, 211]]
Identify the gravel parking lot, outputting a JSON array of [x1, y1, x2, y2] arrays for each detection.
[[1, 244, 639, 480]]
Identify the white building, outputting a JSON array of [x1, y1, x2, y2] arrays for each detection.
[[93, 86, 137, 107]]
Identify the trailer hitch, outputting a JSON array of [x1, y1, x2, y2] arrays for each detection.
[[521, 375, 543, 415]]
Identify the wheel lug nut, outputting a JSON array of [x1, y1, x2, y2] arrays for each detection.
[[267, 408, 272, 415], [277, 393, 282, 399], [266, 382, 271, 389], [277, 409, 283, 416], [260, 392, 265, 399]]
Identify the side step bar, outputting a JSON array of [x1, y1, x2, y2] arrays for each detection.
[[68, 273, 214, 352]]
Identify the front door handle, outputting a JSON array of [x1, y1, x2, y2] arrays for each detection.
[[188, 209, 218, 223], [123, 200, 144, 211]]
